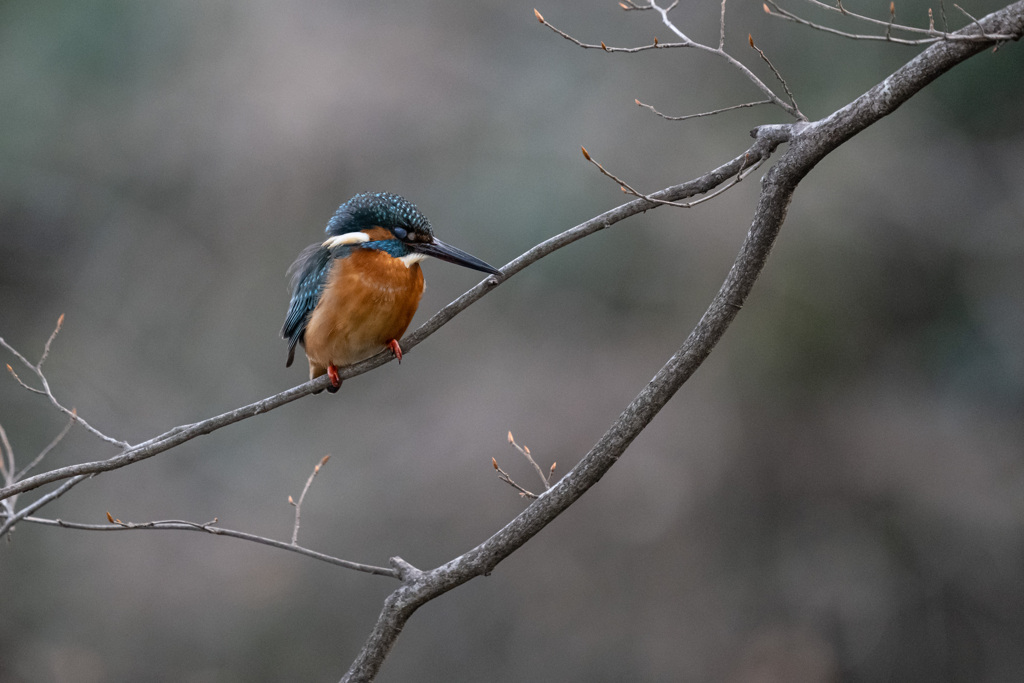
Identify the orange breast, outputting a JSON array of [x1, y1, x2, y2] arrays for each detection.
[[303, 248, 424, 379]]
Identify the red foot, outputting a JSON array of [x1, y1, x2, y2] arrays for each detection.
[[327, 364, 342, 393], [387, 339, 403, 363]]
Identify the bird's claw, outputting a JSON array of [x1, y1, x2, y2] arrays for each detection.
[[327, 364, 342, 393], [387, 339, 403, 363]]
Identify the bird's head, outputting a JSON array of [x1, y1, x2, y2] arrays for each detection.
[[323, 192, 502, 277]]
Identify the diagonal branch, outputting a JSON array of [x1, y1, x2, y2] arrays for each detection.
[[2, 512, 400, 577], [765, 0, 1017, 44], [0, 136, 781, 505], [340, 4, 1024, 679]]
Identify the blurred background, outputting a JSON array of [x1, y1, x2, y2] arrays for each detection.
[[2, 1, 1023, 681]]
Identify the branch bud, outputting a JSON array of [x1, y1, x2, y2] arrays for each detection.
[[763, 3, 770, 13], [534, 8, 544, 23], [492, 457, 499, 470], [106, 511, 114, 523], [600, 41, 608, 51], [748, 33, 754, 48], [507, 431, 514, 444], [581, 146, 591, 161]]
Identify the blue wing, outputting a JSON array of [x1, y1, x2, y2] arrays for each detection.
[[282, 244, 333, 367]]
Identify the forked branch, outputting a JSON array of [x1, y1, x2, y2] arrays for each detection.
[[342, 4, 1024, 679], [534, 3, 808, 121]]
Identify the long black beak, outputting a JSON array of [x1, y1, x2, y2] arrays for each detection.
[[411, 237, 503, 277]]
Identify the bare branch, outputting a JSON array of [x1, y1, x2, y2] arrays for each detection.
[[764, 0, 1016, 43], [0, 422, 13, 482], [0, 475, 87, 538], [38, 313, 64, 368], [0, 134, 781, 505], [4, 363, 44, 395], [1, 317, 129, 449], [342, 5, 1024, 677], [535, 8, 686, 53], [535, 4, 807, 120], [15, 410, 76, 481], [507, 432, 552, 490], [635, 97, 774, 121], [3, 512, 400, 577], [580, 145, 766, 209], [492, 457, 538, 499], [291, 455, 330, 546], [748, 33, 801, 113], [719, 0, 728, 50]]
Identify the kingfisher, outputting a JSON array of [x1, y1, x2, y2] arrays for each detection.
[[282, 191, 502, 393]]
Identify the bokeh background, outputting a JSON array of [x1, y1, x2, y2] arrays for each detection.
[[2, 1, 1023, 681]]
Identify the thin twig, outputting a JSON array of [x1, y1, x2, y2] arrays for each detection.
[[635, 98, 773, 121], [290, 455, 330, 546], [507, 431, 553, 490], [534, 9, 685, 52], [1, 512, 400, 577], [747, 34, 800, 113], [0, 474, 87, 538], [535, 5, 806, 120], [38, 313, 64, 368], [580, 145, 765, 209], [0, 422, 13, 482], [719, 0, 728, 50], [4, 363, 45, 395], [491, 457, 538, 499], [0, 423, 13, 520], [1, 317, 128, 449], [764, 0, 1014, 43], [15, 410, 76, 481], [954, 3, 991, 37]]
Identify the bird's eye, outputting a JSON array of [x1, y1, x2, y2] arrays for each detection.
[[392, 227, 408, 240]]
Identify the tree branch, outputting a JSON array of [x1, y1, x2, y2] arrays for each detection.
[[340, 3, 1024, 679], [0, 138, 777, 505], [1, 512, 400, 577], [535, 4, 808, 120]]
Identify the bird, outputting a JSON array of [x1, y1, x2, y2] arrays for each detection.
[[282, 191, 502, 393]]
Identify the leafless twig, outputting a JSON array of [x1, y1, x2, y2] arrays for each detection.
[[0, 475, 88, 538], [1, 315, 128, 449], [747, 33, 801, 114], [492, 457, 538, 499], [0, 423, 13, 484], [534, 5, 807, 120], [15, 411, 76, 481], [507, 431, 555, 490], [635, 97, 774, 121], [763, 0, 1015, 44], [0, 511, 400, 577], [290, 455, 330, 545], [580, 145, 765, 209]]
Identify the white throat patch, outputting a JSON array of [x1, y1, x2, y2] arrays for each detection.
[[399, 253, 427, 268]]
